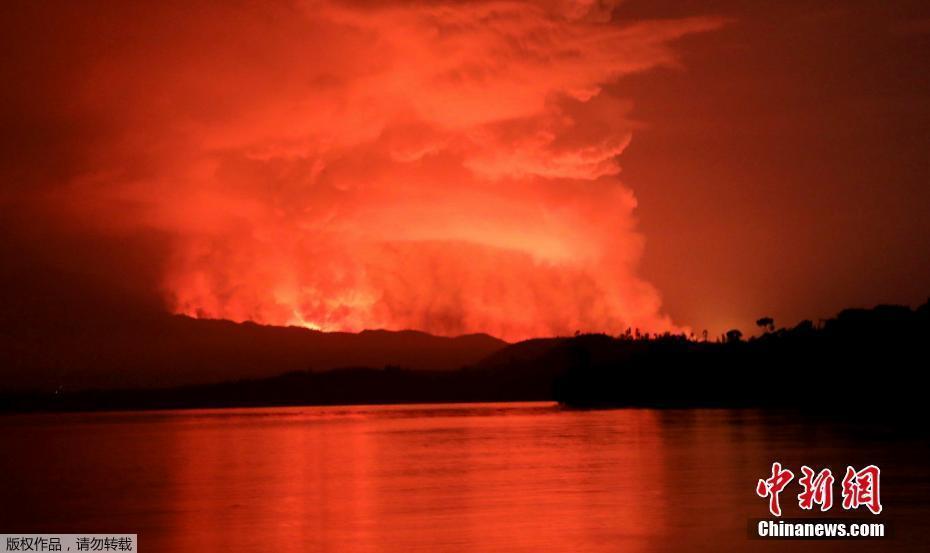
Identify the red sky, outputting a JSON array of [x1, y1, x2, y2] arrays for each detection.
[[2, 0, 929, 340]]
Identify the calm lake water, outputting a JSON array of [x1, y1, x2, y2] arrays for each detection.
[[1, 403, 927, 552]]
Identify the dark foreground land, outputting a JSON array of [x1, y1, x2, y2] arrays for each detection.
[[2, 300, 927, 413]]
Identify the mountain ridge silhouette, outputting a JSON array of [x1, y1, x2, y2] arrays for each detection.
[[0, 313, 507, 391], [2, 299, 927, 413]]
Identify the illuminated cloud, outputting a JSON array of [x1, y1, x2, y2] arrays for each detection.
[[20, 1, 723, 340]]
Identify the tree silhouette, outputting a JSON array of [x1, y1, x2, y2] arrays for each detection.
[[725, 329, 743, 343], [756, 317, 775, 333]]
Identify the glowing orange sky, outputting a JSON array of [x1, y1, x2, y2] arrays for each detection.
[[3, 0, 929, 342], [21, 1, 721, 340]]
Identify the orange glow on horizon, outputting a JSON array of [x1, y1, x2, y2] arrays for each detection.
[[40, 1, 724, 341]]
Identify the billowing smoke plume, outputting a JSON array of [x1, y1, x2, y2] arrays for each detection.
[[5, 1, 722, 341]]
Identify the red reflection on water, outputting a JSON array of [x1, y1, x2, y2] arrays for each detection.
[[1, 404, 924, 552], [161, 404, 665, 553]]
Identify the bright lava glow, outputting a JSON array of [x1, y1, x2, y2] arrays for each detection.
[[50, 1, 722, 340]]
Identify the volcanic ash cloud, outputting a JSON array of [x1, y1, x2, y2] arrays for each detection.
[[35, 1, 722, 340]]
